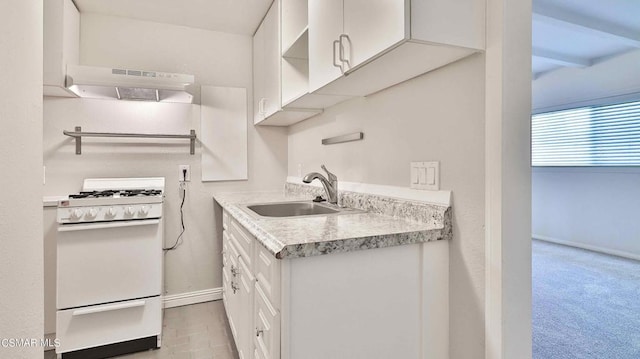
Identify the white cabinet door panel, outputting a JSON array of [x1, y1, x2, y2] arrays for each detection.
[[263, 1, 281, 117], [343, 0, 407, 70], [308, 0, 344, 92], [253, 21, 266, 124], [254, 285, 280, 359], [201, 86, 248, 182]]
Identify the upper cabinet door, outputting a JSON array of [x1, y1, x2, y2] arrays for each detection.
[[43, 0, 79, 96], [253, 21, 266, 124], [343, 0, 407, 70], [308, 0, 344, 93], [262, 1, 281, 118]]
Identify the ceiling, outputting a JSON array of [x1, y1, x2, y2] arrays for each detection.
[[73, 0, 273, 36], [532, 0, 640, 77], [74, 0, 638, 77]]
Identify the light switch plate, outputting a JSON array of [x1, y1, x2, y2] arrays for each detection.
[[410, 161, 439, 190]]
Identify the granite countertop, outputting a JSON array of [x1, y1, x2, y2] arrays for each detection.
[[213, 189, 451, 259]]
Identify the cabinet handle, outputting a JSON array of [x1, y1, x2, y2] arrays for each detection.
[[256, 328, 264, 337], [339, 34, 351, 71], [231, 265, 240, 276], [258, 98, 266, 115], [333, 40, 343, 72], [72, 300, 146, 316]]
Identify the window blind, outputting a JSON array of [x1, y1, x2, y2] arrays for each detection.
[[531, 100, 640, 166]]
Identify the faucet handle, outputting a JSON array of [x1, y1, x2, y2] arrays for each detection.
[[321, 164, 337, 182]]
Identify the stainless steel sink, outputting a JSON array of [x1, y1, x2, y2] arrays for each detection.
[[246, 201, 340, 217]]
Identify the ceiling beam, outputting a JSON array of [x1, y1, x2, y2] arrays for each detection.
[[533, 3, 640, 48], [532, 47, 591, 68]]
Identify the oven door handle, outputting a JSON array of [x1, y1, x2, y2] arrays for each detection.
[[58, 219, 160, 232], [72, 300, 147, 316]]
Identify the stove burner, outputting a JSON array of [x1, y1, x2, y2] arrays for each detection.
[[68, 189, 162, 199], [69, 190, 117, 199], [120, 189, 163, 197]]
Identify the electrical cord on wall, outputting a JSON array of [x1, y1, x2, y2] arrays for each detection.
[[164, 170, 187, 251]]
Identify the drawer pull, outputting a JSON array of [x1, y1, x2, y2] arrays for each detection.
[[231, 281, 239, 294], [72, 300, 146, 316], [256, 328, 264, 337], [231, 265, 240, 276]]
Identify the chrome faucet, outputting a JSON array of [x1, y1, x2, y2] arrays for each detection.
[[303, 165, 338, 204]]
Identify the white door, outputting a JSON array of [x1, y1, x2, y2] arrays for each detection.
[[263, 0, 281, 118], [343, 0, 407, 70], [253, 18, 266, 124], [56, 220, 162, 309], [308, 0, 344, 92]]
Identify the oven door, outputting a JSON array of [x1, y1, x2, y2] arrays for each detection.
[[57, 219, 162, 309]]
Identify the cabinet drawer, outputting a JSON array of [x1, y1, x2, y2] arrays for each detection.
[[254, 285, 280, 359], [230, 220, 254, 266], [225, 251, 241, 341], [255, 242, 280, 305], [222, 231, 230, 267], [56, 296, 161, 354]]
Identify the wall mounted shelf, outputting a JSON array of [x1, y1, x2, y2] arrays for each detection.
[[63, 126, 197, 155], [321, 132, 364, 145]]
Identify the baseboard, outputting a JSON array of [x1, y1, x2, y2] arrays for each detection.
[[163, 287, 223, 309], [533, 235, 640, 261]]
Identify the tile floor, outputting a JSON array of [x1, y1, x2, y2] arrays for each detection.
[[45, 300, 238, 359]]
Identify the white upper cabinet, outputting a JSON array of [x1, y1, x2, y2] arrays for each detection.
[[309, 0, 406, 92], [255, 0, 485, 126], [253, 0, 322, 126], [43, 0, 79, 97], [262, 4, 281, 118], [280, 0, 353, 113], [253, 17, 267, 124], [308, 0, 344, 92], [343, 0, 406, 69], [308, 0, 484, 97]]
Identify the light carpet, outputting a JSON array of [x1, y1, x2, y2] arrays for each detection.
[[533, 239, 640, 359]]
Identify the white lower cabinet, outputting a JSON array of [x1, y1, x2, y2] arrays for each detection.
[[254, 285, 280, 359], [221, 210, 450, 359], [223, 213, 280, 359]]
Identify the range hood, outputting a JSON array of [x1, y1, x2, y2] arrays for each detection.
[[66, 65, 195, 103]]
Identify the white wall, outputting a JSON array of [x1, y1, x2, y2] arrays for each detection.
[[532, 49, 640, 258], [43, 14, 288, 296], [0, 0, 44, 357], [288, 54, 486, 358]]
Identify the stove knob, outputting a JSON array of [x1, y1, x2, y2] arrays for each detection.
[[86, 208, 98, 218], [106, 207, 117, 217], [139, 205, 150, 216], [69, 209, 84, 220], [125, 206, 135, 216]]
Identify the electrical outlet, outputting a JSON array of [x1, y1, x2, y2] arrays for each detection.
[[179, 165, 191, 182]]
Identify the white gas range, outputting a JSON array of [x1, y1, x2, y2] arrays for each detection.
[[56, 177, 165, 359]]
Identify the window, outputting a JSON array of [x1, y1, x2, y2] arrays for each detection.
[[532, 100, 640, 166]]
